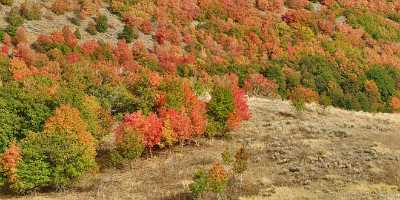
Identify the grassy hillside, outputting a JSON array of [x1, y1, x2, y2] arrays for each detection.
[[0, 0, 399, 195]]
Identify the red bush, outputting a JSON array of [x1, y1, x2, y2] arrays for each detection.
[[183, 82, 207, 135], [141, 21, 153, 34], [116, 112, 163, 149], [286, 0, 309, 9], [113, 40, 133, 64], [244, 74, 278, 97], [256, 0, 284, 12], [1, 141, 21, 183], [159, 108, 193, 141], [391, 96, 400, 112], [1, 45, 9, 57], [66, 52, 81, 64], [62, 26, 78, 48], [225, 74, 251, 130], [15, 27, 28, 44], [50, 31, 65, 44], [80, 40, 99, 55]]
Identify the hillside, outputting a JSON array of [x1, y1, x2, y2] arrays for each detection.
[[1, 97, 400, 199], [0, 0, 399, 198]]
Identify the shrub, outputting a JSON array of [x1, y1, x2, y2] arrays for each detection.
[[0, 0, 13, 6], [206, 86, 234, 135], [366, 66, 396, 102], [86, 22, 97, 35], [159, 108, 193, 142], [70, 17, 81, 26], [115, 112, 163, 149], [51, 0, 71, 15], [391, 96, 400, 112], [0, 166, 6, 187], [7, 7, 24, 27], [207, 162, 228, 194], [227, 64, 250, 87], [189, 147, 249, 198], [262, 62, 287, 97], [233, 146, 249, 175], [289, 86, 319, 112], [114, 126, 144, 160], [81, 96, 114, 141], [347, 11, 400, 42], [227, 82, 250, 130], [243, 74, 278, 97], [158, 78, 185, 110], [0, 104, 99, 192], [44, 104, 96, 156], [74, 29, 81, 39], [284, 67, 302, 89], [96, 15, 108, 33], [190, 169, 209, 199], [15, 27, 28, 44], [0, 141, 21, 186], [286, 0, 309, 9], [183, 82, 208, 136], [9, 131, 96, 193], [189, 162, 228, 199], [20, 1, 42, 20], [298, 55, 340, 94], [0, 84, 53, 153], [130, 75, 157, 115], [62, 26, 78, 48], [118, 25, 139, 43]]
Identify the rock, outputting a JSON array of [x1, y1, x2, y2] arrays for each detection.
[[335, 16, 347, 25], [310, 3, 322, 12], [289, 166, 300, 173], [198, 91, 211, 103]]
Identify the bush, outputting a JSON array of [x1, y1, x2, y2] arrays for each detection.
[[298, 55, 340, 94], [20, 1, 42, 20], [347, 11, 400, 42], [86, 22, 97, 35], [114, 126, 144, 160], [0, 104, 98, 192], [129, 76, 157, 115], [262, 62, 287, 97], [159, 108, 193, 142], [190, 169, 209, 199], [51, 0, 71, 15], [7, 8, 24, 27], [158, 78, 185, 110], [9, 131, 96, 193], [0, 167, 6, 188], [74, 29, 81, 39], [70, 17, 81, 26], [0, 84, 53, 153], [118, 25, 138, 43], [289, 86, 319, 112], [0, 0, 13, 6], [81, 96, 114, 141], [96, 15, 108, 33], [206, 86, 234, 135], [189, 147, 249, 199], [366, 66, 396, 102], [115, 112, 162, 149], [43, 104, 96, 156], [189, 162, 228, 199]]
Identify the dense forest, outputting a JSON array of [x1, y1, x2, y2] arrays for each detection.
[[0, 0, 399, 194]]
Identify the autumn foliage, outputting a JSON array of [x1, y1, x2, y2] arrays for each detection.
[[1, 0, 400, 193]]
